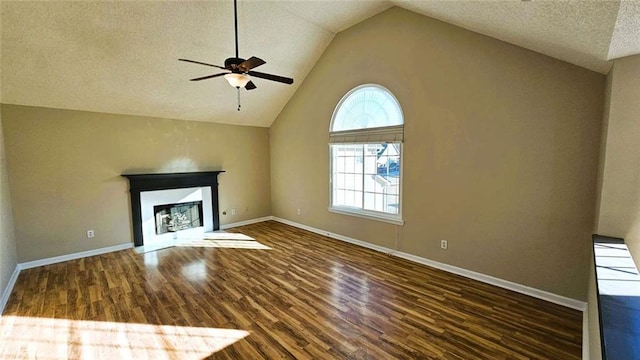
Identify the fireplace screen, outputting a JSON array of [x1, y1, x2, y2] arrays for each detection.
[[154, 201, 204, 235]]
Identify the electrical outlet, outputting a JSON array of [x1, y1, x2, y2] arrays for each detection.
[[231, 208, 236, 215], [297, 208, 301, 215], [87, 230, 95, 238], [440, 240, 448, 250]]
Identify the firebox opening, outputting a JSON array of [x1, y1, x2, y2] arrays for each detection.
[[154, 201, 204, 235]]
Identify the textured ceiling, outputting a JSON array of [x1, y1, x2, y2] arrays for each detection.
[[1, 0, 639, 127]]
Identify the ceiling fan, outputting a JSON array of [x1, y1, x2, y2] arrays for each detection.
[[179, 0, 294, 110]]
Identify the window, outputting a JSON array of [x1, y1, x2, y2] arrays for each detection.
[[329, 84, 404, 225]]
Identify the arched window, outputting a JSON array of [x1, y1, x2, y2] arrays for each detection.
[[329, 84, 404, 224]]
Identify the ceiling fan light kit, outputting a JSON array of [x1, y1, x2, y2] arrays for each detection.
[[224, 73, 250, 88], [179, 0, 294, 110]]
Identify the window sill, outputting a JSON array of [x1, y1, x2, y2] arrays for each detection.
[[328, 207, 404, 225]]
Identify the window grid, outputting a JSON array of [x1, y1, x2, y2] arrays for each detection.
[[332, 143, 400, 215]]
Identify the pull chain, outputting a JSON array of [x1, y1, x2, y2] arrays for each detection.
[[237, 87, 241, 111]]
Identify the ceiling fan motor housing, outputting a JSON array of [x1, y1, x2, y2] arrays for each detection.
[[225, 57, 245, 71]]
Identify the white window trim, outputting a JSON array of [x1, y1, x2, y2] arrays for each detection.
[[328, 207, 404, 226], [328, 84, 404, 226]]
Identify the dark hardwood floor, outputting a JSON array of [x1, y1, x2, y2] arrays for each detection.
[[1, 221, 582, 359]]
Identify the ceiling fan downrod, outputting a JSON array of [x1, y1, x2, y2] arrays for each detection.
[[234, 0, 241, 112], [233, 0, 239, 58]]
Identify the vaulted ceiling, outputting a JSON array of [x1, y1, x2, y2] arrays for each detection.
[[1, 1, 639, 127]]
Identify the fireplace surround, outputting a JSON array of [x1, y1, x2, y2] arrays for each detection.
[[122, 171, 224, 246]]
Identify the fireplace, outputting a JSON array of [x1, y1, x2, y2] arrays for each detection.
[[122, 171, 224, 246], [154, 200, 204, 235]]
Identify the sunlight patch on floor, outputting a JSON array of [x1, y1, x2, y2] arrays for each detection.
[[0, 316, 249, 359], [175, 232, 271, 249], [203, 233, 255, 241], [135, 231, 270, 252], [177, 239, 271, 250]]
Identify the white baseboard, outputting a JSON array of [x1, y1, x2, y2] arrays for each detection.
[[0, 265, 21, 315], [3, 215, 588, 319], [271, 216, 587, 311], [220, 216, 274, 230], [273, 216, 391, 253], [394, 251, 586, 311], [13, 215, 272, 272], [19, 243, 134, 270]]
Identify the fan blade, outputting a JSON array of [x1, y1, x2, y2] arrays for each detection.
[[245, 81, 257, 90], [238, 57, 266, 72], [189, 73, 228, 81], [179, 59, 227, 70], [247, 71, 294, 85]]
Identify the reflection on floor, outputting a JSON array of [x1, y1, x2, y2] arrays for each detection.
[[135, 231, 270, 253], [0, 315, 248, 359]]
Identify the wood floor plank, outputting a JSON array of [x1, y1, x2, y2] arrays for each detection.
[[1, 221, 582, 359]]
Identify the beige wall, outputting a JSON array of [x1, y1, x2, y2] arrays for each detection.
[[586, 64, 613, 360], [596, 54, 640, 267], [270, 7, 604, 300], [593, 62, 613, 235], [1, 104, 271, 262], [0, 110, 18, 302]]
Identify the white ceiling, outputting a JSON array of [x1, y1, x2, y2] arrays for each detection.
[[1, 0, 639, 127]]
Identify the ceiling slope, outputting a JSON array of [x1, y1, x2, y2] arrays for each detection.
[[1, 1, 639, 127], [608, 0, 640, 59], [395, 0, 622, 74]]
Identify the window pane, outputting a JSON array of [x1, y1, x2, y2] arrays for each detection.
[[345, 191, 352, 207], [345, 190, 356, 207], [345, 173, 355, 189], [354, 190, 363, 207], [364, 155, 376, 175], [364, 192, 375, 211], [377, 155, 388, 175], [355, 154, 364, 173], [364, 175, 376, 192], [375, 178, 384, 193], [354, 173, 363, 191], [371, 193, 382, 211], [337, 155, 345, 172], [385, 195, 399, 214], [345, 156, 355, 172], [335, 189, 345, 206]]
